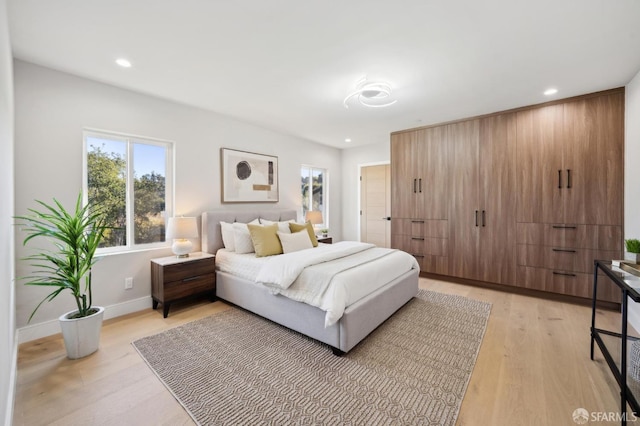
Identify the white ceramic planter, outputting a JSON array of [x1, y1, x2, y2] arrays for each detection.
[[59, 306, 105, 359], [625, 252, 640, 264]]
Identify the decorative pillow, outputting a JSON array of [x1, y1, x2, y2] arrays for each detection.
[[259, 218, 293, 234], [233, 219, 260, 254], [289, 221, 319, 247], [248, 223, 283, 257], [220, 221, 235, 251], [278, 230, 313, 254]]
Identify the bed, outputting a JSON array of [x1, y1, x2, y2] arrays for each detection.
[[201, 209, 419, 355]]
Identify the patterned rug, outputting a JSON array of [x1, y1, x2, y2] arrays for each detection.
[[132, 290, 491, 425]]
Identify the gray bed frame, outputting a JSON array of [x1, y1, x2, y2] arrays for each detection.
[[201, 209, 419, 355]]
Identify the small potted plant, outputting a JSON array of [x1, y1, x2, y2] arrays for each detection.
[[15, 192, 108, 359], [320, 228, 329, 238], [625, 239, 640, 264]]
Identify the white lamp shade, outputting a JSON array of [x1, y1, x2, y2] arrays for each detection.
[[167, 217, 198, 257], [167, 217, 199, 239], [305, 211, 323, 225]]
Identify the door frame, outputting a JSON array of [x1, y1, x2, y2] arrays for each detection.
[[357, 161, 391, 243]]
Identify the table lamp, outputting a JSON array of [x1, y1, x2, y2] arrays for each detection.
[[167, 217, 199, 257]]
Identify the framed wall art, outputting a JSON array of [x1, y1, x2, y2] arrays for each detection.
[[220, 148, 279, 203]]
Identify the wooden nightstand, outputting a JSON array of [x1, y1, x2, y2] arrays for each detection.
[[151, 252, 216, 318], [317, 236, 332, 244]]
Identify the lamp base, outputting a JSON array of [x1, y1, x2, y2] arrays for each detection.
[[171, 239, 193, 258]]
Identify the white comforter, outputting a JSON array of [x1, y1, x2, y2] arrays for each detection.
[[255, 241, 419, 326]]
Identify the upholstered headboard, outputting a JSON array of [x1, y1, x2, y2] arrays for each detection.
[[201, 209, 298, 254]]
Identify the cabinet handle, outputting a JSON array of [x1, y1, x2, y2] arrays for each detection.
[[411, 237, 425, 241], [566, 169, 571, 189], [552, 225, 577, 229], [552, 248, 577, 253], [413, 179, 417, 193], [419, 178, 422, 193], [413, 254, 425, 258], [475, 210, 478, 227], [558, 170, 562, 189], [411, 220, 425, 223], [553, 271, 577, 277], [482, 210, 486, 227], [182, 276, 201, 283]]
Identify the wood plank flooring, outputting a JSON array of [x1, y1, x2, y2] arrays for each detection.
[[13, 277, 624, 425]]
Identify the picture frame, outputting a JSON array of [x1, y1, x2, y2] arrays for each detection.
[[220, 148, 279, 203]]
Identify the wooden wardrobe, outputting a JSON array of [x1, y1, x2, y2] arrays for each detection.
[[390, 88, 624, 302]]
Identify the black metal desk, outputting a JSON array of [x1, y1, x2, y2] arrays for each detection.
[[591, 260, 640, 424]]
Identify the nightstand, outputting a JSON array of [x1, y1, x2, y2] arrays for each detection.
[[317, 236, 332, 244], [151, 252, 216, 318]]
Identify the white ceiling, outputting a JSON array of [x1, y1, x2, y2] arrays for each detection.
[[7, 0, 640, 148]]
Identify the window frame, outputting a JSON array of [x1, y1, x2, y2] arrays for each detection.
[[82, 128, 175, 254], [301, 164, 328, 229]]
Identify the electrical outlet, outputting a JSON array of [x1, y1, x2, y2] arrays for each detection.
[[124, 277, 133, 290]]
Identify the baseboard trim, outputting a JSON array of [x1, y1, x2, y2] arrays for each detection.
[[4, 333, 17, 426], [17, 296, 152, 344]]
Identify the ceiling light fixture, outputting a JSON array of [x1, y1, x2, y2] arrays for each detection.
[[544, 88, 558, 96], [345, 138, 352, 143], [344, 77, 397, 109], [115, 58, 132, 68]]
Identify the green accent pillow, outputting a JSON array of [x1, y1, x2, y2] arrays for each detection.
[[247, 223, 282, 257], [289, 221, 318, 247]]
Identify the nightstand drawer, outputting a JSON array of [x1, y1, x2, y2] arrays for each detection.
[[163, 258, 215, 282], [164, 273, 215, 300]]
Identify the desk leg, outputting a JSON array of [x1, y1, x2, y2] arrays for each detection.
[[591, 262, 599, 360], [622, 289, 629, 425]]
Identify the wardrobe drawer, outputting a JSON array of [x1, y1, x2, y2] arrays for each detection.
[[516, 223, 621, 250], [517, 244, 621, 273], [516, 266, 620, 303], [391, 218, 448, 238], [413, 254, 448, 275]]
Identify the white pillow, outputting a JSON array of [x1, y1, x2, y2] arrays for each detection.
[[278, 230, 313, 254], [233, 219, 260, 254], [220, 221, 235, 251], [260, 218, 293, 234]]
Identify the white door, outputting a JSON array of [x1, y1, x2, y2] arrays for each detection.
[[360, 164, 391, 247]]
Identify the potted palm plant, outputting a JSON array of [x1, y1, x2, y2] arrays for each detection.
[[16, 192, 108, 359]]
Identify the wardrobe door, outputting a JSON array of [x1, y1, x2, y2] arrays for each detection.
[[418, 126, 449, 220], [390, 131, 416, 220], [516, 104, 564, 224], [478, 113, 517, 285], [563, 93, 624, 226], [447, 120, 480, 280]]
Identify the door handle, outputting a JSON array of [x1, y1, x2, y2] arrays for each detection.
[[381, 216, 391, 221], [566, 169, 571, 189], [475, 210, 478, 227], [413, 178, 417, 193], [552, 248, 577, 253], [482, 210, 486, 227], [419, 178, 422, 193], [553, 271, 577, 277], [558, 170, 562, 189]]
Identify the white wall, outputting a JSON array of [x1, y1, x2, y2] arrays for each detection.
[[13, 60, 342, 335], [341, 142, 390, 241], [0, 0, 16, 423], [626, 70, 640, 329]]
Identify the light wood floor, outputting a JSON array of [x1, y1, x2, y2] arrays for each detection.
[[13, 277, 624, 425]]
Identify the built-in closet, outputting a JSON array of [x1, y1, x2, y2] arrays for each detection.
[[390, 88, 624, 302]]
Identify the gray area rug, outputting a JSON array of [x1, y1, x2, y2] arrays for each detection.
[[133, 290, 491, 425]]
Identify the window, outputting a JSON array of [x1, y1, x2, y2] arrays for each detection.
[[83, 130, 174, 252], [301, 165, 327, 227]]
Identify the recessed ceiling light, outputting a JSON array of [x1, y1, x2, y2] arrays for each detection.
[[544, 88, 558, 96], [345, 138, 352, 143], [115, 58, 132, 68]]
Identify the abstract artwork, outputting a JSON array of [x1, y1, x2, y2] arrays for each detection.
[[221, 148, 278, 203]]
